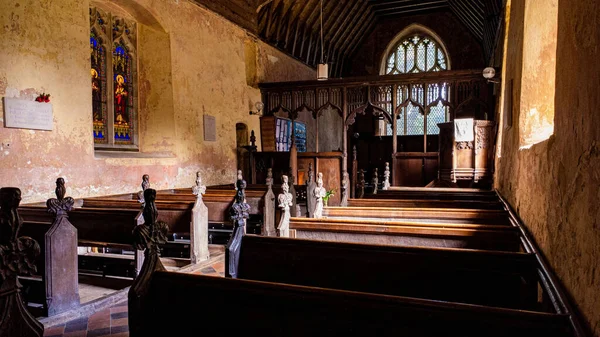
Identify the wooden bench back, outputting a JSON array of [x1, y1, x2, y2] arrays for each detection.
[[138, 271, 574, 337], [237, 235, 537, 310], [348, 198, 505, 210]]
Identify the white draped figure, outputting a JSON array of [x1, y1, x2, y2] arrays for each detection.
[[313, 172, 327, 218], [191, 171, 209, 263], [277, 175, 293, 237], [382, 162, 391, 190]]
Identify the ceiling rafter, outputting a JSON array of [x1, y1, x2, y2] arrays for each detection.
[[251, 0, 496, 77]]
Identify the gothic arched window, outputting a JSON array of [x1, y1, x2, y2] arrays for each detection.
[[384, 34, 448, 75], [382, 26, 451, 136], [90, 7, 137, 149]]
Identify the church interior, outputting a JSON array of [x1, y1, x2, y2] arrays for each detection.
[[0, 0, 598, 336]]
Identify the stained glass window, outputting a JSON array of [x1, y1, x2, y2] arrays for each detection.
[[385, 35, 448, 75], [384, 32, 451, 136], [90, 7, 137, 149]]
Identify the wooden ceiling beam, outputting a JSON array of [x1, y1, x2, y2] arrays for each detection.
[[337, 8, 373, 57], [274, 0, 296, 43], [324, 0, 361, 42], [282, 0, 307, 49], [329, 1, 369, 57], [375, 5, 449, 16], [338, 14, 376, 73], [294, 0, 321, 57], [373, 0, 447, 12]]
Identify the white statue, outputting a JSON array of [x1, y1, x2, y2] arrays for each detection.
[[382, 162, 391, 190], [277, 175, 293, 237], [313, 172, 326, 218], [191, 171, 209, 263]]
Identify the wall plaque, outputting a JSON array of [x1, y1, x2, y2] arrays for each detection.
[[203, 115, 216, 141], [3, 97, 53, 131]]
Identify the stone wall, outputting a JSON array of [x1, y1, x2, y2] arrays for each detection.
[[344, 10, 485, 76], [495, 0, 600, 335], [0, 0, 314, 203]]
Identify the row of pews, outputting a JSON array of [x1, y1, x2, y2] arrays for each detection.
[[0, 174, 587, 337], [132, 184, 586, 336]]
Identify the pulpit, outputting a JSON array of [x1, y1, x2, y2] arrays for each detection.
[[438, 120, 496, 184]]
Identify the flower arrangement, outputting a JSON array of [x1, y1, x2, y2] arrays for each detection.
[[35, 93, 50, 103], [322, 188, 336, 206]]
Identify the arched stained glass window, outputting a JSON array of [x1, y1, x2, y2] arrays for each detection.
[[385, 35, 448, 74], [382, 27, 451, 136], [90, 7, 137, 149]]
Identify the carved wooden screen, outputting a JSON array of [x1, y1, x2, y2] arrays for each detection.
[[90, 7, 138, 150]]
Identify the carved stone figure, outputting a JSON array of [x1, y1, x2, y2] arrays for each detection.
[[45, 178, 80, 315], [341, 171, 349, 207], [277, 175, 293, 237], [128, 188, 169, 337], [382, 162, 391, 190], [191, 172, 209, 263], [226, 176, 250, 279], [263, 168, 276, 236], [0, 187, 44, 337], [137, 174, 150, 206], [306, 163, 316, 217], [372, 168, 379, 195], [357, 169, 366, 199], [313, 172, 327, 218], [288, 168, 300, 218]]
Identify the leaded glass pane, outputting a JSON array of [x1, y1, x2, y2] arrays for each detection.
[[427, 101, 448, 135], [406, 103, 424, 135], [384, 33, 448, 75], [91, 31, 107, 144], [396, 108, 405, 136], [113, 43, 134, 145]]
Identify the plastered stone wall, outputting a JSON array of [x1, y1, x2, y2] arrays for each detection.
[[0, 0, 315, 203], [495, 0, 600, 335]]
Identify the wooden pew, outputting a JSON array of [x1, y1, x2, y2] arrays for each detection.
[[370, 189, 500, 201], [347, 197, 505, 210], [137, 271, 575, 337], [289, 217, 521, 251], [235, 235, 535, 310], [19, 206, 142, 278], [322, 206, 511, 225]]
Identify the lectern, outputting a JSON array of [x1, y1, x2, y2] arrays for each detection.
[[438, 120, 496, 184]]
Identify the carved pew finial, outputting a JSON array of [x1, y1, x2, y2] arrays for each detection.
[[226, 175, 250, 278], [357, 170, 366, 199], [372, 168, 379, 195], [341, 171, 349, 207], [263, 168, 276, 236], [277, 175, 293, 237], [45, 178, 80, 315], [382, 162, 391, 190], [313, 172, 326, 218], [0, 187, 44, 337], [306, 163, 317, 217], [191, 172, 209, 264], [137, 174, 150, 206], [129, 188, 169, 337]]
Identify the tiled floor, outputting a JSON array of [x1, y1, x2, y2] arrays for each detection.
[[43, 259, 225, 337]]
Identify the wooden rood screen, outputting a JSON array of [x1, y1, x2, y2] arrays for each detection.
[[259, 69, 494, 190]]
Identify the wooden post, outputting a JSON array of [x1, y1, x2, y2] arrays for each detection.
[[225, 176, 249, 279], [0, 187, 44, 337], [263, 168, 276, 236], [306, 163, 316, 217], [129, 188, 168, 337], [45, 178, 80, 316], [341, 87, 349, 203]]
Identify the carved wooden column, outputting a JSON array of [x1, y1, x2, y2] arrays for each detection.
[[306, 163, 316, 217], [129, 188, 168, 337], [225, 177, 250, 279], [191, 172, 209, 264], [137, 174, 150, 206], [341, 87, 349, 204], [45, 178, 80, 316], [351, 145, 357, 198], [0, 187, 44, 337], [263, 168, 276, 236], [277, 175, 292, 237]]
